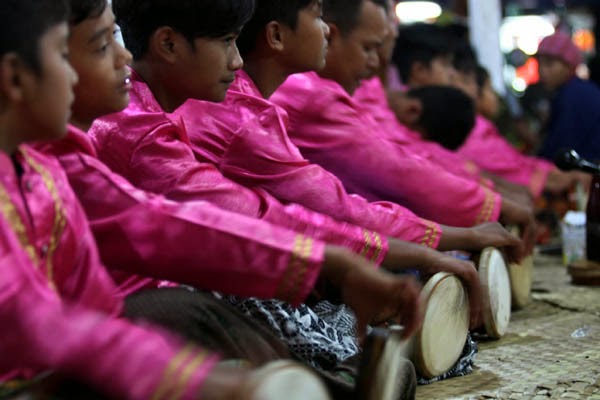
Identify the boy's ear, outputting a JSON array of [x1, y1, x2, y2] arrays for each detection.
[[0, 53, 29, 104], [265, 21, 285, 52], [149, 27, 180, 64]]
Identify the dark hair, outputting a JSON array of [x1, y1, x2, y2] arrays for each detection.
[[0, 0, 69, 73], [452, 40, 478, 76], [407, 85, 475, 150], [113, 0, 256, 60], [392, 23, 452, 82], [323, 0, 387, 36], [237, 0, 313, 56], [69, 0, 107, 26], [475, 65, 490, 95]]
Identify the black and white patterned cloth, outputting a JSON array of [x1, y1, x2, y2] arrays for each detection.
[[226, 295, 478, 383], [226, 297, 358, 371], [417, 333, 478, 385]]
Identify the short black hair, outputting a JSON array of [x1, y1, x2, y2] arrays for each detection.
[[237, 0, 314, 56], [0, 0, 69, 74], [323, 0, 387, 36], [68, 0, 107, 26], [392, 23, 451, 82], [452, 40, 478, 76], [113, 0, 256, 60], [475, 65, 490, 93], [407, 85, 475, 150]]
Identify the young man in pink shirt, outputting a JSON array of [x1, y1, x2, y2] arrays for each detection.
[[35, 0, 439, 396], [174, 0, 522, 258], [271, 0, 536, 252], [0, 1, 336, 398]]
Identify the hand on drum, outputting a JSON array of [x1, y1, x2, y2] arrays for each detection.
[[470, 222, 524, 263], [499, 197, 537, 257], [321, 246, 424, 342], [343, 265, 423, 343], [417, 253, 483, 330]]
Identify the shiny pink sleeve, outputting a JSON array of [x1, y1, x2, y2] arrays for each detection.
[[51, 149, 325, 306], [459, 116, 554, 197], [0, 221, 217, 400], [272, 82, 502, 228], [97, 118, 387, 262], [182, 103, 436, 249]]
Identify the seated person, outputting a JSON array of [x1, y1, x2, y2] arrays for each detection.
[[457, 63, 583, 197], [271, 0, 536, 251], [536, 31, 600, 162], [35, 1, 438, 396], [400, 85, 476, 151], [0, 2, 333, 398]]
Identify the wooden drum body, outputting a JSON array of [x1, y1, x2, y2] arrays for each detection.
[[357, 326, 414, 400], [508, 254, 533, 309], [478, 247, 512, 339]]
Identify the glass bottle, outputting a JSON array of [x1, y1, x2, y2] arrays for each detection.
[[586, 174, 600, 262]]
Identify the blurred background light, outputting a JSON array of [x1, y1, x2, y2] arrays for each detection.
[[396, 1, 443, 23]]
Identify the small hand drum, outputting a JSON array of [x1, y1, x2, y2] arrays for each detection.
[[477, 247, 512, 339], [508, 254, 533, 309], [356, 326, 415, 400], [507, 226, 534, 309], [411, 272, 470, 379]]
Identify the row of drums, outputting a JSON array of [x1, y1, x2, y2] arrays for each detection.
[[359, 247, 534, 400]]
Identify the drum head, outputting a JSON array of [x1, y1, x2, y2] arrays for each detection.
[[508, 254, 533, 309], [478, 247, 511, 339], [412, 272, 469, 378]]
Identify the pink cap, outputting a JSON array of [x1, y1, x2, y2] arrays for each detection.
[[537, 31, 583, 69]]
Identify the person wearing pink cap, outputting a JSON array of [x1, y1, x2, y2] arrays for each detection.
[[537, 30, 600, 161]]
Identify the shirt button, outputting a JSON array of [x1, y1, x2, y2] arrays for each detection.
[[40, 244, 49, 257], [25, 181, 33, 192]]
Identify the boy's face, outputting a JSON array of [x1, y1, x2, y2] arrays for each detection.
[[452, 70, 477, 101], [412, 55, 455, 87], [538, 55, 572, 91], [478, 78, 499, 118], [69, 6, 132, 126], [179, 33, 243, 102], [19, 23, 78, 141], [282, 0, 330, 73], [325, 0, 387, 94]]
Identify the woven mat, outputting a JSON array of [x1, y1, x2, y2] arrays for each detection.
[[416, 255, 600, 400]]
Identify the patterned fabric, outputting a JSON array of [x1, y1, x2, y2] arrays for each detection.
[[226, 297, 359, 372], [418, 333, 478, 385]]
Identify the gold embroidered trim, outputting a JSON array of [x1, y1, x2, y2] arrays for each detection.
[[420, 224, 433, 247], [475, 187, 496, 224], [22, 149, 67, 289], [275, 235, 315, 304], [372, 232, 383, 262], [275, 235, 303, 302], [361, 229, 372, 259], [289, 236, 313, 305], [426, 221, 439, 248], [0, 183, 38, 265], [151, 344, 195, 400], [169, 350, 210, 400]]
